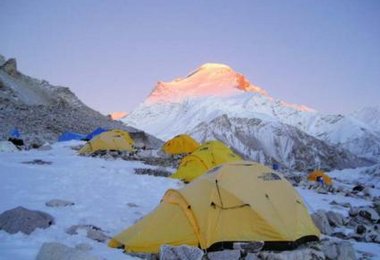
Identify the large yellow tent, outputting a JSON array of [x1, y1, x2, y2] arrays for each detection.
[[170, 140, 241, 182], [307, 170, 332, 185], [79, 129, 134, 155], [162, 134, 200, 155], [109, 161, 320, 253]]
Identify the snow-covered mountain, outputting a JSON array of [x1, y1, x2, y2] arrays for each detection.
[[190, 114, 369, 171], [125, 63, 380, 167], [350, 106, 380, 135], [0, 55, 162, 148]]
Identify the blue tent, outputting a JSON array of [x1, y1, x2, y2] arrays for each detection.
[[84, 127, 107, 141], [9, 128, 21, 138], [58, 132, 86, 142]]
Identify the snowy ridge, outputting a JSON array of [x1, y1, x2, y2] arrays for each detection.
[[190, 114, 369, 170], [351, 106, 380, 135]]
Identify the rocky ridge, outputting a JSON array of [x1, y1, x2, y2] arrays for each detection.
[[0, 55, 162, 148]]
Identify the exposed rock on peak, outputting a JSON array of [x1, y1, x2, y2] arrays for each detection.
[[0, 55, 6, 66], [1, 58, 18, 77]]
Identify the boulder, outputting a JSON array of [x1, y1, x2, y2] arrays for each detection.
[[355, 224, 366, 235], [348, 207, 359, 217], [206, 250, 241, 260], [373, 201, 380, 215], [311, 210, 334, 235], [258, 248, 325, 260], [66, 225, 109, 243], [245, 253, 260, 260], [325, 211, 344, 227], [0, 206, 54, 234], [359, 208, 380, 222], [36, 242, 101, 260], [352, 185, 365, 192], [159, 245, 203, 260], [45, 199, 75, 208], [321, 240, 356, 260], [362, 187, 373, 197]]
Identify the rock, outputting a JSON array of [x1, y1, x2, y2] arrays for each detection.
[[311, 210, 334, 235], [87, 228, 109, 243], [342, 202, 352, 208], [0, 54, 5, 66], [325, 211, 344, 227], [374, 201, 380, 215], [356, 224, 367, 235], [0, 58, 18, 76], [22, 159, 52, 165], [321, 240, 356, 260], [159, 245, 203, 260], [329, 200, 351, 208], [359, 208, 380, 222], [348, 207, 359, 217], [134, 168, 172, 177], [0, 206, 54, 234], [206, 249, 241, 260], [245, 253, 260, 260], [45, 199, 75, 208], [352, 184, 365, 192], [258, 248, 324, 260], [127, 202, 139, 208], [75, 243, 93, 251], [233, 242, 264, 253], [36, 242, 101, 260], [66, 225, 109, 243], [365, 232, 378, 242], [347, 232, 364, 242], [331, 232, 349, 240], [362, 187, 373, 197], [38, 144, 53, 151]]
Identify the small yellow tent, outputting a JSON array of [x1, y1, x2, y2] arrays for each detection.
[[308, 170, 332, 185], [162, 134, 200, 155], [109, 161, 320, 253], [170, 140, 241, 182], [79, 129, 134, 155]]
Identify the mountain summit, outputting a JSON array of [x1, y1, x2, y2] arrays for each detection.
[[146, 63, 269, 104]]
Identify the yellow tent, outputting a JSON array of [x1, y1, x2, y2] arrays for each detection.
[[79, 129, 134, 155], [308, 170, 332, 185], [170, 140, 241, 182], [109, 161, 320, 253], [162, 134, 200, 155]]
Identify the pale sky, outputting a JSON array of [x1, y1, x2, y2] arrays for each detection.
[[0, 0, 379, 115]]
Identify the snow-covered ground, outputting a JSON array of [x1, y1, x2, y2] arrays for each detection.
[[0, 142, 380, 259], [0, 141, 181, 259]]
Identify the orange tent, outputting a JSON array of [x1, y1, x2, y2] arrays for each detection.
[[307, 170, 332, 185]]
